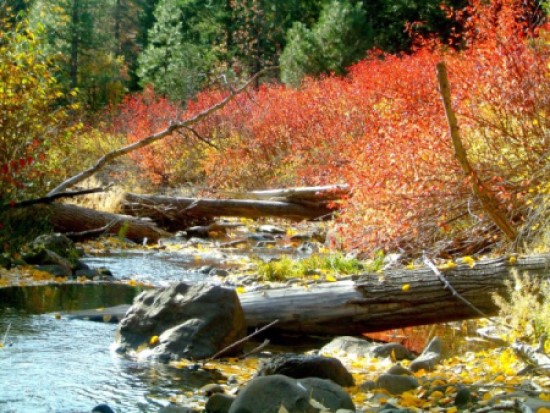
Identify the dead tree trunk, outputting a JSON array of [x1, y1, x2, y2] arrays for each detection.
[[121, 192, 338, 231], [65, 255, 550, 336], [45, 203, 170, 243], [239, 254, 550, 335]]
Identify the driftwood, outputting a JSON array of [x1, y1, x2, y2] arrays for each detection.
[[45, 203, 170, 243], [120, 191, 340, 231], [239, 254, 550, 335], [65, 255, 549, 337]]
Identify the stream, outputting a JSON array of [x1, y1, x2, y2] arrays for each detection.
[[0, 241, 485, 413]]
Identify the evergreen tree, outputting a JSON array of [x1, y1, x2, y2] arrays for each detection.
[[280, 0, 369, 86], [137, 0, 227, 102]]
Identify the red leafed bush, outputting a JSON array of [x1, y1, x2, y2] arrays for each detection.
[[118, 0, 548, 255]]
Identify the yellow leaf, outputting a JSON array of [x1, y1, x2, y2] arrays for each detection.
[[103, 315, 112, 323], [149, 335, 159, 346], [326, 275, 337, 282], [508, 256, 517, 265], [447, 407, 458, 413], [429, 390, 444, 400], [236, 286, 246, 294], [462, 256, 476, 268], [128, 279, 138, 287], [402, 283, 410, 292], [536, 408, 550, 413]]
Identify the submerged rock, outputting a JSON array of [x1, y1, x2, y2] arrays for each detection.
[[114, 282, 246, 361], [298, 377, 356, 411]]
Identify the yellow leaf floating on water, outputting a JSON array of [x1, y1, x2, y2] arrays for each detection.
[[128, 279, 138, 287], [236, 286, 246, 294], [536, 408, 550, 413], [402, 284, 410, 292], [326, 275, 337, 282]]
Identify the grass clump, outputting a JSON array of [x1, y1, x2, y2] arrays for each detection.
[[493, 270, 550, 344], [257, 252, 384, 282]]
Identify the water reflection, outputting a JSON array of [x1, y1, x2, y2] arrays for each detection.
[[0, 308, 221, 413]]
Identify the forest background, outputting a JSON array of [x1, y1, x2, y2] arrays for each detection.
[[0, 0, 548, 260]]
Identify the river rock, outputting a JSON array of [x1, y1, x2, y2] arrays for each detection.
[[320, 336, 378, 358], [371, 342, 414, 360], [298, 377, 355, 411], [228, 375, 316, 413], [376, 374, 419, 395], [114, 282, 246, 361], [257, 353, 355, 387], [205, 393, 235, 413], [409, 337, 443, 372]]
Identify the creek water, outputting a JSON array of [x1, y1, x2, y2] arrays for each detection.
[[0, 255, 221, 413], [0, 251, 485, 413]]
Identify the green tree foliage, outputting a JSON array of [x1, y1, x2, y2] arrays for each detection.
[[27, 0, 128, 109], [280, 0, 370, 86], [137, 0, 225, 102]]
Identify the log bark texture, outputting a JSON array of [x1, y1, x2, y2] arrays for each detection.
[[121, 192, 338, 230], [45, 203, 170, 243], [63, 255, 549, 336], [239, 254, 550, 335]]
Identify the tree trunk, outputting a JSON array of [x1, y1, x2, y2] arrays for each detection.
[[120, 192, 338, 231], [46, 203, 170, 243], [65, 255, 550, 336], [239, 254, 550, 335]]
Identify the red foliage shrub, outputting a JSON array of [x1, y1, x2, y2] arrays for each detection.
[[119, 0, 548, 255]]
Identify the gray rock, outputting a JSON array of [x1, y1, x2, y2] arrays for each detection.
[[320, 336, 378, 358], [200, 383, 225, 396], [376, 374, 419, 395], [205, 393, 235, 413], [114, 282, 246, 361], [298, 377, 355, 411], [35, 264, 72, 278], [258, 353, 354, 387], [386, 363, 413, 376], [228, 375, 316, 413], [28, 233, 78, 260], [371, 343, 414, 360], [159, 406, 196, 413], [409, 337, 443, 372]]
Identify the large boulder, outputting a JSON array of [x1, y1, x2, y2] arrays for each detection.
[[409, 337, 443, 372], [257, 353, 354, 387], [115, 282, 247, 361]]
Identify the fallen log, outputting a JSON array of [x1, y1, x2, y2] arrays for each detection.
[[239, 254, 550, 335], [121, 193, 337, 230], [225, 184, 351, 203], [44, 203, 170, 243], [65, 255, 550, 337]]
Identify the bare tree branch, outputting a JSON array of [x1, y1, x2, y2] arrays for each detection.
[[2, 187, 107, 211], [47, 68, 277, 196]]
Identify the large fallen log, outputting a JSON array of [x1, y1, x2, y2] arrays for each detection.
[[121, 192, 338, 230], [239, 254, 550, 335], [45, 203, 170, 243], [65, 255, 550, 337], [225, 184, 351, 203]]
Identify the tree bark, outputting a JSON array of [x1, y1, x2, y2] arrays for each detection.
[[45, 203, 170, 243], [239, 254, 550, 335], [64, 255, 550, 336], [436, 61, 517, 241], [120, 192, 338, 230]]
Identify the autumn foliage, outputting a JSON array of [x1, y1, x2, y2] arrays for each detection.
[[117, 0, 548, 256]]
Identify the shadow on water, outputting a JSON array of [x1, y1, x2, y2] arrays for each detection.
[[0, 282, 143, 314]]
